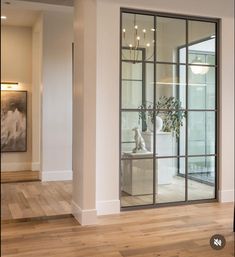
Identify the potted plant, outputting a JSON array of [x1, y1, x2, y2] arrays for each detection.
[[138, 96, 186, 138]]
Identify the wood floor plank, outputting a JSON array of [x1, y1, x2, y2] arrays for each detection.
[[1, 171, 40, 183], [1, 181, 72, 221], [1, 203, 234, 257]]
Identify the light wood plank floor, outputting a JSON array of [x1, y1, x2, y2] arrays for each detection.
[[121, 176, 215, 207], [1, 203, 234, 257], [2, 179, 216, 221], [1, 171, 40, 183], [1, 181, 72, 221]]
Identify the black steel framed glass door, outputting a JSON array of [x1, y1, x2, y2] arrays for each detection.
[[120, 9, 219, 209]]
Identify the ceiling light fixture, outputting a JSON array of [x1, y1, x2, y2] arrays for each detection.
[[1, 16, 7, 19], [190, 56, 210, 75], [122, 14, 155, 63], [1, 82, 19, 90]]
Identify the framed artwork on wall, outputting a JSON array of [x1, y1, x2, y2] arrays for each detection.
[[1, 90, 27, 152]]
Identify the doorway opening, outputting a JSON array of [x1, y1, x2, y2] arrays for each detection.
[[1, 0, 73, 222]]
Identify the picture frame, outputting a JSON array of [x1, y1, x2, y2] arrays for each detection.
[[1, 90, 27, 152]]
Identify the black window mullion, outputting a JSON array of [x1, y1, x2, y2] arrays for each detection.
[[153, 15, 157, 205], [185, 19, 189, 202]]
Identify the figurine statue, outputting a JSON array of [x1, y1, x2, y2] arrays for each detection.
[[132, 127, 147, 153]]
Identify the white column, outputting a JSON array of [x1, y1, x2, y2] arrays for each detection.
[[219, 15, 234, 203], [72, 0, 97, 225], [32, 14, 43, 173]]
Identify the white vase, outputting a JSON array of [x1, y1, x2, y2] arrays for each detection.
[[156, 116, 163, 132], [147, 116, 163, 132]]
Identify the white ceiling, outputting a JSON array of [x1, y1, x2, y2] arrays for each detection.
[[1, 8, 39, 27], [15, 0, 74, 6], [1, 0, 73, 27]]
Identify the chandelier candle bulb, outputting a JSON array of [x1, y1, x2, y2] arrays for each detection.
[[123, 28, 126, 39], [122, 14, 154, 62]]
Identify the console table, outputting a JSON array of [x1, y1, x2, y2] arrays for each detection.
[[142, 131, 175, 184], [122, 152, 158, 196]]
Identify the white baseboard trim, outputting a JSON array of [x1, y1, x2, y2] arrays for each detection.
[[41, 170, 72, 181], [72, 200, 97, 225], [96, 200, 120, 215], [31, 162, 40, 171], [1, 162, 32, 172], [218, 189, 234, 203]]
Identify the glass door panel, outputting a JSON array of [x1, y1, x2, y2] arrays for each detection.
[[121, 158, 154, 207], [188, 156, 216, 200], [156, 157, 186, 203], [156, 17, 186, 63], [120, 10, 218, 209], [188, 111, 215, 156]]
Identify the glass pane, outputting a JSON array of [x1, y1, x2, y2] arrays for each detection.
[[188, 111, 215, 155], [122, 13, 154, 62], [122, 63, 154, 109], [122, 62, 142, 80], [156, 64, 186, 108], [121, 158, 153, 207], [188, 156, 216, 200], [156, 17, 186, 63], [188, 21, 216, 65], [141, 111, 186, 156], [188, 67, 216, 110], [122, 81, 143, 109], [156, 157, 186, 203], [121, 111, 154, 155]]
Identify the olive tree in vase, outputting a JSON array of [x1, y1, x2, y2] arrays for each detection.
[[138, 96, 186, 138]]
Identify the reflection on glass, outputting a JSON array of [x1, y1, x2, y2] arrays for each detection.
[[141, 111, 186, 156], [121, 158, 153, 207], [188, 156, 215, 200], [188, 20, 215, 44], [122, 81, 143, 109], [188, 67, 215, 110], [188, 112, 215, 155], [189, 40, 215, 66], [121, 112, 154, 154], [122, 63, 154, 109], [122, 13, 154, 62], [156, 64, 186, 108], [156, 17, 186, 63], [156, 158, 185, 203], [122, 62, 142, 80], [120, 11, 218, 208], [188, 20, 216, 66]]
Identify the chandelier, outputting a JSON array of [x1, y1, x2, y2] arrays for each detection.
[[122, 14, 155, 63]]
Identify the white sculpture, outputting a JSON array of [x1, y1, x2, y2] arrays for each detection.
[[132, 127, 147, 153]]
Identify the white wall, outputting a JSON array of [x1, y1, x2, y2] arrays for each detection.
[[41, 11, 73, 181], [95, 0, 234, 215], [1, 25, 33, 171]]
